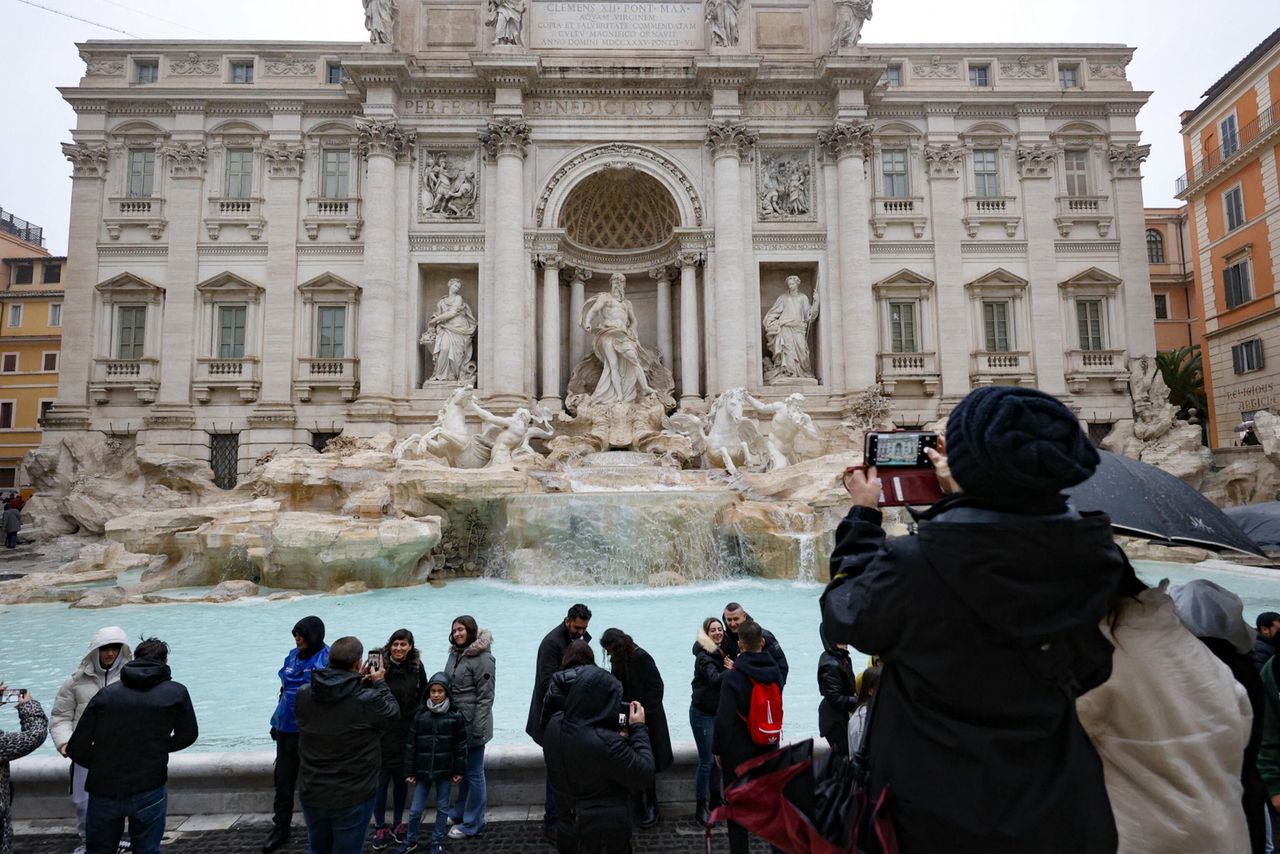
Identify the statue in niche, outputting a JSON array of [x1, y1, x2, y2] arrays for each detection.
[[762, 275, 820, 384], [749, 392, 820, 470], [420, 278, 477, 385], [421, 152, 477, 219], [579, 273, 657, 405], [758, 154, 811, 220], [472, 406, 555, 467], [830, 0, 872, 52], [705, 0, 739, 47], [487, 0, 526, 46], [363, 0, 397, 44]]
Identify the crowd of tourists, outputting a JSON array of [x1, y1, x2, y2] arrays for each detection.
[[3, 385, 1280, 854]]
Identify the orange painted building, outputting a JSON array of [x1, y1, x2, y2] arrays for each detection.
[[1177, 27, 1280, 447], [1145, 206, 1197, 351]]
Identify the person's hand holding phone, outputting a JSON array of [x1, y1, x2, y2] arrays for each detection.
[[925, 437, 959, 495], [843, 465, 881, 509], [628, 700, 646, 726], [366, 655, 385, 684]]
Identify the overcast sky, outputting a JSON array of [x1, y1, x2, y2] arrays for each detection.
[[2, 0, 1277, 254]]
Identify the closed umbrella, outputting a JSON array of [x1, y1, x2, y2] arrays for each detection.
[[1065, 451, 1265, 557]]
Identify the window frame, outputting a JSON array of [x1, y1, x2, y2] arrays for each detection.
[[968, 62, 991, 87], [1220, 112, 1240, 158], [888, 300, 919, 354], [1146, 229, 1165, 263], [1224, 184, 1246, 232], [216, 304, 248, 359], [48, 303, 62, 328], [1224, 257, 1253, 309], [881, 148, 910, 198], [14, 265, 32, 286], [1063, 148, 1090, 197], [115, 304, 148, 360], [1075, 298, 1106, 351], [315, 305, 347, 359], [884, 64, 902, 87], [0, 401, 16, 430], [223, 147, 255, 199], [134, 58, 159, 84], [42, 263, 61, 284], [0, 354, 18, 374], [1058, 62, 1081, 89], [41, 351, 59, 373], [126, 148, 156, 198], [1153, 293, 1169, 320], [1232, 338, 1265, 374], [7, 305, 22, 329], [326, 62, 344, 85], [982, 300, 1012, 352], [229, 59, 255, 85], [37, 399, 53, 423], [320, 149, 352, 199], [972, 148, 1000, 198]]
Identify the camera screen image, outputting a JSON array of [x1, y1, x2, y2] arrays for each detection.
[[876, 434, 920, 466]]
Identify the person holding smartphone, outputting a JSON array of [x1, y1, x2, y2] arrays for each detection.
[[1, 683, 48, 854], [821, 385, 1127, 853]]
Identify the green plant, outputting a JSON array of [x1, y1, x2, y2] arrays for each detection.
[[1156, 345, 1207, 422]]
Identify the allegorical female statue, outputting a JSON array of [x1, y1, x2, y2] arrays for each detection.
[[421, 278, 477, 384], [705, 0, 740, 46], [830, 0, 872, 52], [363, 0, 397, 44], [763, 275, 820, 383], [487, 0, 526, 45]]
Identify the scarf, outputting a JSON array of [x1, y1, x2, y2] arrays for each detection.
[[427, 696, 450, 714]]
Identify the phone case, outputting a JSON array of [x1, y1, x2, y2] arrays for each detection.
[[849, 465, 945, 507]]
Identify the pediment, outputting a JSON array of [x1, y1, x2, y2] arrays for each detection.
[[95, 272, 165, 297], [1061, 267, 1122, 288], [965, 268, 1028, 288], [298, 272, 361, 300], [873, 268, 934, 288], [196, 271, 265, 297]]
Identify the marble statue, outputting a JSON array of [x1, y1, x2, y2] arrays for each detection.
[[580, 273, 657, 405], [473, 406, 555, 467], [1128, 354, 1177, 442], [394, 386, 493, 468], [422, 152, 477, 219], [487, 0, 525, 46], [763, 275, 820, 383], [705, 0, 739, 47], [830, 0, 872, 52], [363, 0, 397, 44], [421, 278, 477, 384], [669, 387, 765, 474], [758, 154, 811, 219], [749, 392, 819, 470]]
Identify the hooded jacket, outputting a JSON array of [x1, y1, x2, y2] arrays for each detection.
[[690, 629, 728, 716], [403, 672, 468, 781], [526, 622, 591, 742], [816, 639, 857, 747], [542, 666, 655, 845], [294, 666, 399, 809], [50, 627, 133, 749], [445, 628, 496, 745], [270, 617, 330, 734], [540, 663, 593, 739], [722, 623, 789, 688], [821, 497, 1125, 854], [379, 646, 425, 769], [713, 650, 783, 776], [65, 658, 198, 799]]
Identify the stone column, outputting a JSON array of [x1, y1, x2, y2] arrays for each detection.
[[1016, 142, 1067, 394], [538, 253, 563, 409], [52, 143, 109, 425], [649, 266, 674, 368], [1109, 144, 1156, 356], [923, 142, 970, 403], [355, 118, 414, 412], [480, 119, 533, 406], [677, 251, 703, 408], [819, 122, 876, 390], [569, 267, 590, 368], [705, 121, 758, 392]]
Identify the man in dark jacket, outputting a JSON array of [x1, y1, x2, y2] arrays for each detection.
[[67, 637, 198, 854], [542, 666, 655, 854], [1252, 612, 1280, 670], [527, 603, 591, 837], [264, 615, 329, 853], [714, 620, 784, 854], [295, 636, 399, 854], [816, 628, 857, 757], [821, 385, 1125, 854], [721, 603, 789, 687]]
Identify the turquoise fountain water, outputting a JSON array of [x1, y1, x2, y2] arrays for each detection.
[[1, 560, 1276, 755]]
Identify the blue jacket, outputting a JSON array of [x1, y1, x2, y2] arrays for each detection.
[[271, 645, 330, 733]]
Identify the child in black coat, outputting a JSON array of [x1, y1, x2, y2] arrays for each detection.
[[398, 673, 467, 854]]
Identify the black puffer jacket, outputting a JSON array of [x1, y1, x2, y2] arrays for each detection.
[[723, 625, 789, 688], [817, 641, 857, 748], [691, 629, 728, 715], [542, 666, 655, 850], [527, 623, 591, 742], [403, 672, 468, 782], [820, 497, 1125, 854], [66, 658, 199, 799], [295, 667, 399, 809], [379, 648, 425, 769], [539, 663, 591, 739]]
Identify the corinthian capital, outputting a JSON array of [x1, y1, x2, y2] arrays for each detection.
[[1108, 143, 1151, 179], [62, 142, 109, 178], [480, 120, 532, 159], [263, 141, 306, 178], [1015, 143, 1056, 179], [705, 121, 758, 160], [817, 121, 874, 161], [357, 117, 416, 160], [160, 142, 208, 178]]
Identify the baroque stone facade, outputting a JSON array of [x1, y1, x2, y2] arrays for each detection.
[[47, 2, 1154, 481]]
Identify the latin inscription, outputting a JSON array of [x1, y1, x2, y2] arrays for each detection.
[[531, 0, 703, 50], [403, 99, 489, 117], [527, 98, 708, 117]]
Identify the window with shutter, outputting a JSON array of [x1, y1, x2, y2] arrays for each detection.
[[889, 302, 918, 353], [316, 306, 346, 358], [116, 306, 146, 360], [127, 150, 155, 198], [982, 301, 1011, 352], [1063, 150, 1089, 197], [974, 149, 999, 197], [224, 149, 253, 199], [882, 150, 909, 197], [1076, 300, 1105, 351], [217, 305, 247, 358], [322, 151, 350, 199]]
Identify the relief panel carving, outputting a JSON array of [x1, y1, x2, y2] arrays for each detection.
[[756, 148, 816, 222], [418, 145, 481, 222]]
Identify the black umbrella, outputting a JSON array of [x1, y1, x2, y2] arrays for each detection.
[[1223, 502, 1280, 552], [1065, 450, 1266, 557]]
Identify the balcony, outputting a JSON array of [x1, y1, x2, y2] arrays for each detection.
[[1054, 196, 1112, 238], [0, 208, 43, 247], [1064, 348, 1128, 394], [194, 357, 261, 403], [970, 350, 1034, 386], [294, 357, 359, 402], [105, 197, 166, 240], [1177, 99, 1280, 197], [205, 197, 265, 240], [962, 196, 1019, 238], [870, 196, 927, 238], [877, 351, 940, 396], [89, 357, 160, 403], [304, 197, 363, 240]]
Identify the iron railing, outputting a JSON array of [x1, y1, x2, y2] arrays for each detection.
[[0, 208, 43, 247], [1177, 100, 1279, 195]]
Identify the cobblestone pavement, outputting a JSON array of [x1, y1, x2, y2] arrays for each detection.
[[17, 819, 775, 853]]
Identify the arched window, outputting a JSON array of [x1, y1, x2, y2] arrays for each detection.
[[1146, 229, 1165, 263]]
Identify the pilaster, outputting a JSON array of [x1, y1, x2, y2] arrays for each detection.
[[481, 118, 533, 407], [923, 139, 969, 403], [1109, 143, 1156, 357], [1017, 137, 1066, 394], [157, 138, 208, 417]]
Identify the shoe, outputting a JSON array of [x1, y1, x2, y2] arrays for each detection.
[[431, 845, 444, 854], [695, 797, 710, 827], [371, 826, 393, 850], [393, 840, 419, 854], [446, 814, 459, 826], [262, 826, 290, 852], [393, 823, 407, 843], [73, 846, 86, 854], [447, 826, 469, 839], [640, 802, 659, 828], [117, 844, 131, 853]]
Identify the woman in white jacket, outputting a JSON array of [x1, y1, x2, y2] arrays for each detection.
[[49, 626, 131, 854], [1076, 576, 1252, 854]]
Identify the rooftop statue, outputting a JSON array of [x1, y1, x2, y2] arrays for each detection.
[[487, 0, 526, 46], [363, 0, 397, 44], [830, 0, 872, 52]]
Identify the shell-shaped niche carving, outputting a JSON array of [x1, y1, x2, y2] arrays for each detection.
[[559, 167, 679, 251]]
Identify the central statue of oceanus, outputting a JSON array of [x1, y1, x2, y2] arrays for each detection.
[[565, 273, 675, 410]]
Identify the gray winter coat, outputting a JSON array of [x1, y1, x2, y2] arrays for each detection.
[[444, 629, 495, 745]]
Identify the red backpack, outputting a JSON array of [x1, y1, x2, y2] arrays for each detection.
[[739, 678, 783, 745]]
